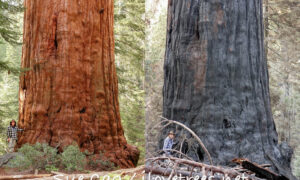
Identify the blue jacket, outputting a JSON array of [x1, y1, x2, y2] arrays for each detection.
[[163, 136, 173, 155]]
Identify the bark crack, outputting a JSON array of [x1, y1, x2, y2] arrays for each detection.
[[54, 25, 58, 49], [79, 107, 86, 114], [99, 8, 104, 14]]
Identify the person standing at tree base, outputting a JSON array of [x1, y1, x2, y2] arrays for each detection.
[[7, 120, 24, 153], [163, 131, 175, 156]]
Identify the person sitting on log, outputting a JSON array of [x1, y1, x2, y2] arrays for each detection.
[[163, 130, 175, 156], [7, 120, 24, 153]]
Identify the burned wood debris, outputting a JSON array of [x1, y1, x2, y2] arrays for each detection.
[[232, 158, 289, 180], [146, 118, 290, 180], [145, 156, 289, 180]]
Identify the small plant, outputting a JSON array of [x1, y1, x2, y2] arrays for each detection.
[[45, 164, 59, 172], [5, 153, 32, 170], [87, 152, 116, 171], [6, 143, 59, 171], [61, 144, 86, 172]]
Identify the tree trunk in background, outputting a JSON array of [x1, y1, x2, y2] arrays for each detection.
[[163, 0, 294, 178], [18, 0, 139, 167], [264, 0, 269, 59]]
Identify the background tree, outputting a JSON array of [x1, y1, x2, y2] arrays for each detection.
[[114, 0, 145, 164], [17, 0, 139, 168], [0, 0, 22, 71], [0, 43, 22, 152], [145, 0, 167, 155], [263, 0, 300, 175], [0, 0, 23, 152]]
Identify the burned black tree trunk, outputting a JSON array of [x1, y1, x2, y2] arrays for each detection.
[[163, 0, 294, 178]]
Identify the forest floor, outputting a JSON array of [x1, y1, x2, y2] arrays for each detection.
[[0, 165, 145, 179]]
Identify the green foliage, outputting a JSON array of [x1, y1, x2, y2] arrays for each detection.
[[0, 0, 23, 45], [0, 44, 22, 154], [6, 153, 31, 170], [0, 0, 23, 73], [144, 0, 167, 156], [0, 1, 24, 153], [6, 143, 60, 171], [61, 144, 86, 172], [114, 0, 145, 164], [45, 164, 59, 172], [6, 143, 89, 172], [87, 152, 116, 171]]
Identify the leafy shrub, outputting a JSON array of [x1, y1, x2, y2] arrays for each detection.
[[5, 143, 107, 172], [87, 152, 116, 171], [61, 144, 86, 171], [6, 143, 59, 171], [45, 164, 59, 172], [5, 153, 31, 170]]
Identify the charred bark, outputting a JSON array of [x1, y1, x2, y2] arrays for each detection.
[[162, 0, 294, 178], [17, 0, 139, 167]]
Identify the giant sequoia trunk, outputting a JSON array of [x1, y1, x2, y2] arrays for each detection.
[[163, 0, 294, 178], [17, 0, 139, 167]]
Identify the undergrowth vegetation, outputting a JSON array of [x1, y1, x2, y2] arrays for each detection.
[[5, 143, 116, 172]]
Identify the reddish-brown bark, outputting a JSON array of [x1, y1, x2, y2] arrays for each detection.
[[17, 0, 139, 167]]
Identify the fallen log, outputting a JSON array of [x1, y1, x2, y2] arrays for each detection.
[[261, 164, 272, 168], [145, 165, 202, 178], [0, 174, 52, 180], [232, 158, 289, 180], [147, 157, 243, 178], [145, 165, 262, 180], [0, 153, 20, 167], [153, 149, 194, 161]]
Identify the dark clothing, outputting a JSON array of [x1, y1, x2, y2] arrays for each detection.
[[7, 126, 23, 140]]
